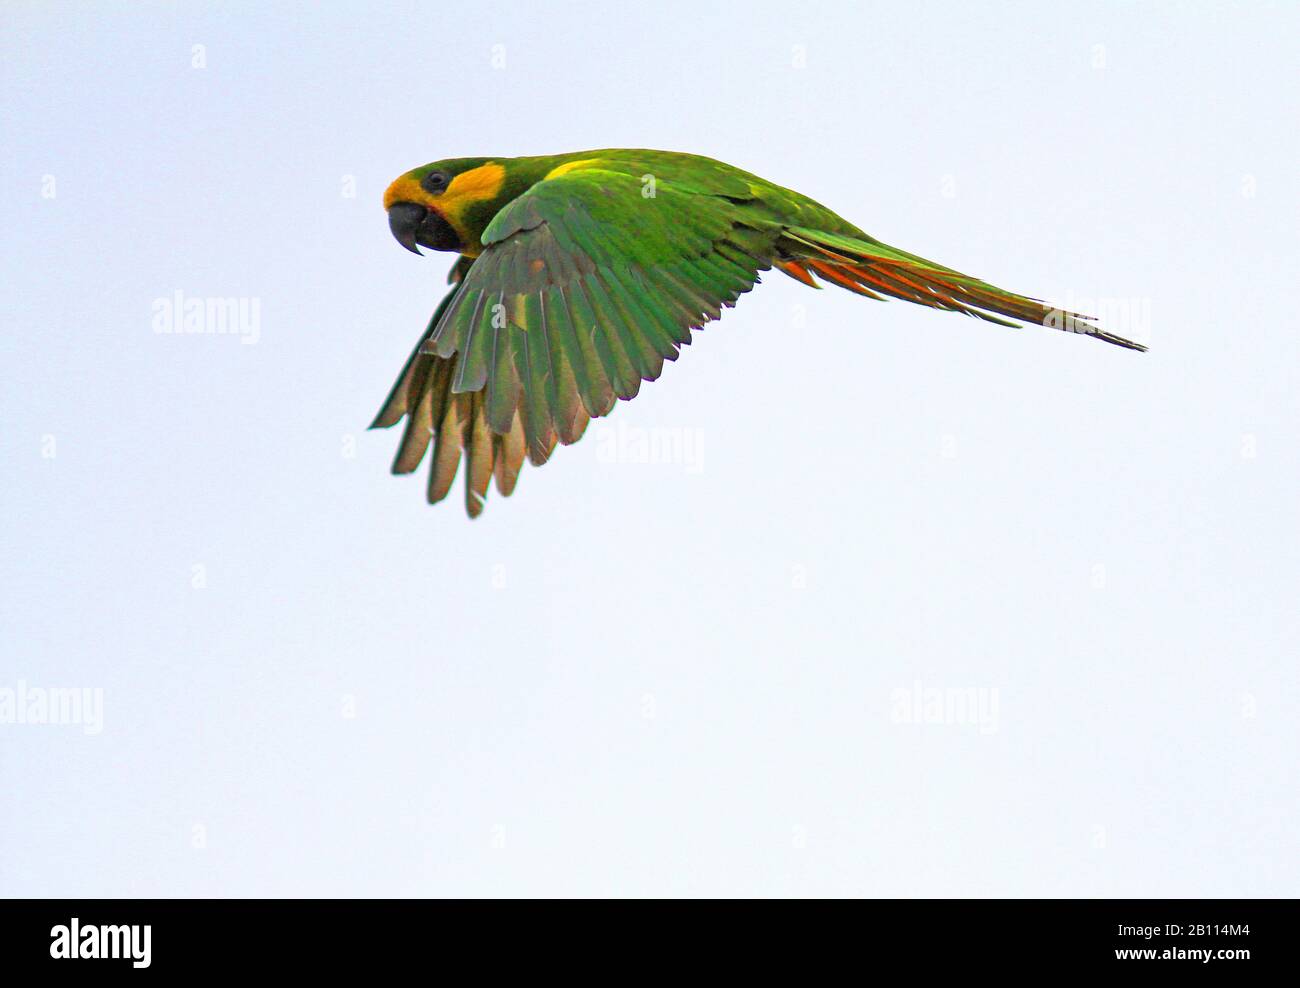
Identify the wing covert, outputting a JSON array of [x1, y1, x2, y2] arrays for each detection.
[[420, 169, 777, 462]]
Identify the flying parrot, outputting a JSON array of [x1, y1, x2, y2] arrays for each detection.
[[374, 149, 1145, 516]]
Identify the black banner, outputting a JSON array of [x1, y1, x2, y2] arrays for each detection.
[[0, 898, 1282, 975]]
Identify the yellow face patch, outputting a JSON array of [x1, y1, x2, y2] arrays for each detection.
[[382, 162, 507, 246], [382, 175, 425, 211]]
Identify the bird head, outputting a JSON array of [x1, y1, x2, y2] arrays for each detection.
[[384, 157, 522, 257]]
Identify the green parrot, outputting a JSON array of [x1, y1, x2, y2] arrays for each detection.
[[374, 149, 1145, 516]]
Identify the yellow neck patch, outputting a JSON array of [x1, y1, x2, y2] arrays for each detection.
[[382, 162, 507, 246], [444, 162, 506, 206]]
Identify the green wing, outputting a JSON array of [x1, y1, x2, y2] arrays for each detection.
[[369, 256, 531, 518], [420, 168, 776, 463]]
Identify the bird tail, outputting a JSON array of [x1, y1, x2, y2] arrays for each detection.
[[776, 227, 1147, 351]]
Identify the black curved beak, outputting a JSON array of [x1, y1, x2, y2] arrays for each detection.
[[387, 202, 428, 255]]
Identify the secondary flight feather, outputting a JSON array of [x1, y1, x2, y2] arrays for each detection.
[[373, 149, 1145, 516]]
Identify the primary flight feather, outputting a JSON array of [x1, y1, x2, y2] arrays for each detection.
[[373, 149, 1145, 516]]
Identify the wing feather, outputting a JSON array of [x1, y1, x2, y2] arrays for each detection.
[[388, 169, 775, 514]]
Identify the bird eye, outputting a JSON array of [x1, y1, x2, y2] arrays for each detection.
[[421, 171, 449, 194]]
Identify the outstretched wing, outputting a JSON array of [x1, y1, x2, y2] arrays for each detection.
[[421, 168, 778, 463], [370, 256, 534, 518]]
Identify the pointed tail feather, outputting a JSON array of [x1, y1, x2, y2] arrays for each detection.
[[780, 228, 1148, 352]]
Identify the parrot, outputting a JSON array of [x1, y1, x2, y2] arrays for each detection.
[[373, 149, 1145, 517]]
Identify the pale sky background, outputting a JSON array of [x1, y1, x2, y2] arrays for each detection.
[[2, 1, 1296, 897]]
